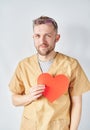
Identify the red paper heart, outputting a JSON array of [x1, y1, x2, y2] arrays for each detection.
[[37, 73, 69, 102]]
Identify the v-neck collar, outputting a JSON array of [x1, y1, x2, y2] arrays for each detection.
[[33, 52, 59, 74]]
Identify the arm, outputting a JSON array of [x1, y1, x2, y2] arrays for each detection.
[[70, 95, 82, 130], [12, 85, 45, 106]]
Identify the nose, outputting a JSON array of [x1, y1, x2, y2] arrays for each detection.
[[40, 36, 46, 43]]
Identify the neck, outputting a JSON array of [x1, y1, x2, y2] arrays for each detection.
[[37, 51, 56, 62]]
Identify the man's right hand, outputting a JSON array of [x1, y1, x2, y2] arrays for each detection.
[[29, 84, 45, 101], [12, 85, 45, 106]]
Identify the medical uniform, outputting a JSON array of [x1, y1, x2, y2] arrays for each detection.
[[9, 52, 90, 130]]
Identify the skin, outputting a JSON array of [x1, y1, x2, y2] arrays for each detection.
[[12, 23, 82, 130], [70, 95, 82, 130], [33, 23, 60, 61]]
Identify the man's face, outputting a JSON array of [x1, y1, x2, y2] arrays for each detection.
[[33, 23, 60, 56]]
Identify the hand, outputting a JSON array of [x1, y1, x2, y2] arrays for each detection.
[[29, 84, 45, 102], [11, 85, 45, 106]]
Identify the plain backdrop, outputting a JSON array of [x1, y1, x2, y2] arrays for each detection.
[[0, 0, 90, 130]]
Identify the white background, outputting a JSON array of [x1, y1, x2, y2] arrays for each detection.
[[0, 0, 90, 129]]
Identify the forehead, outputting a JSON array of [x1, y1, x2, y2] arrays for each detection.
[[33, 23, 55, 34]]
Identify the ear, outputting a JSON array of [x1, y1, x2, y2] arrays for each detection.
[[55, 34, 60, 42], [56, 34, 60, 42], [32, 35, 34, 39]]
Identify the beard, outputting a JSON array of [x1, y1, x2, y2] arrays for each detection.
[[35, 43, 55, 56]]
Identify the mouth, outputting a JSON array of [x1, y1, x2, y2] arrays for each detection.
[[40, 44, 48, 48]]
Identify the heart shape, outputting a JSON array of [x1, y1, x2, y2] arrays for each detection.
[[37, 73, 69, 102]]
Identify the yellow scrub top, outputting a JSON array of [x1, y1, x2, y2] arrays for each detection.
[[9, 52, 90, 130]]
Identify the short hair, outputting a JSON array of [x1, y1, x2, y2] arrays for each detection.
[[33, 16, 58, 32]]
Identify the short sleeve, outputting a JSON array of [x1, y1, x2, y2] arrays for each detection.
[[69, 60, 90, 96], [9, 63, 25, 94]]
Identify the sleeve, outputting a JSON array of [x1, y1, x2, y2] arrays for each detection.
[[9, 63, 25, 94], [69, 60, 90, 96]]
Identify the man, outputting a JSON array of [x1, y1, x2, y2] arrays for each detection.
[[9, 16, 90, 130]]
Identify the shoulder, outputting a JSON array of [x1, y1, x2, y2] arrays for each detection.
[[56, 52, 81, 71], [17, 54, 37, 67], [56, 52, 79, 64]]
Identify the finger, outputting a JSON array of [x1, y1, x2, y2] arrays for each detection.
[[31, 89, 44, 96], [32, 93, 42, 101], [30, 85, 45, 93]]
